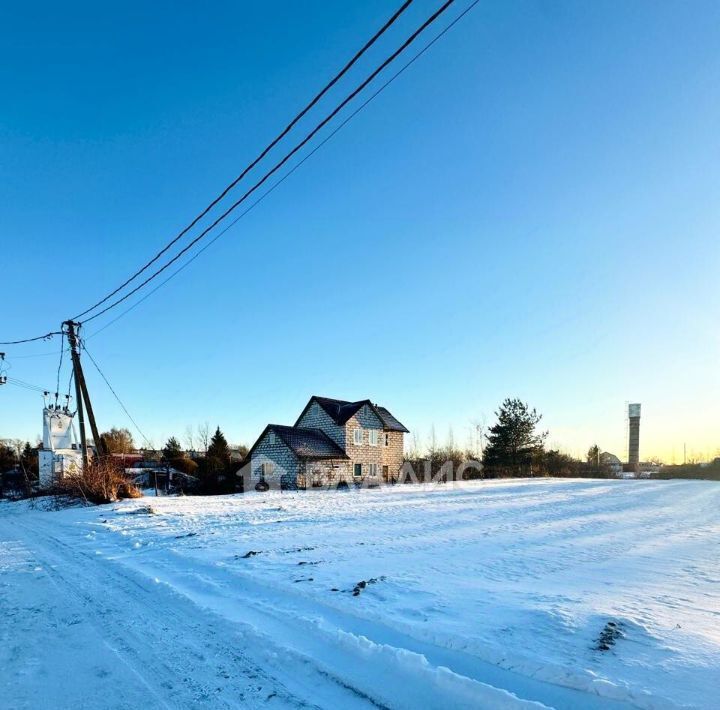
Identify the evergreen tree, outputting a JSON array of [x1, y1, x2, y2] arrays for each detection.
[[207, 427, 230, 464], [483, 398, 547, 476], [163, 436, 183, 460]]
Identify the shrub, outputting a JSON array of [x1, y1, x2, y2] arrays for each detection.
[[170, 456, 198, 476], [56, 458, 142, 504]]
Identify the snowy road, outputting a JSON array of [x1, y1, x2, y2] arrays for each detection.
[[1, 479, 719, 709], [0, 515, 322, 709]]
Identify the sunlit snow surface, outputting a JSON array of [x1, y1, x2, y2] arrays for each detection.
[[1, 479, 718, 709]]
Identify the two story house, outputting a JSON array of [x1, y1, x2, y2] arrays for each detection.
[[245, 396, 409, 489]]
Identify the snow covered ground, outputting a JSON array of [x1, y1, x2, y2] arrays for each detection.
[[1, 479, 718, 709]]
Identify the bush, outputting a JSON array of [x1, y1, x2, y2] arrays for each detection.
[[55, 458, 142, 504], [170, 456, 198, 476]]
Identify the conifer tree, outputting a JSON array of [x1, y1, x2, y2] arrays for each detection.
[[207, 427, 230, 464], [163, 436, 183, 460], [483, 398, 547, 476]]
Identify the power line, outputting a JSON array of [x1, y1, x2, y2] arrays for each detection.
[[2, 0, 471, 343], [80, 0, 457, 325], [0, 332, 61, 346], [80, 342, 153, 449], [2, 349, 70, 360], [71, 0, 415, 322], [66, 368, 75, 400], [85, 0, 481, 340], [6, 377, 51, 394]]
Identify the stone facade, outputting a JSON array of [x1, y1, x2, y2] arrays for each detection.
[[248, 398, 408, 490], [298, 460, 352, 489], [344, 405, 384, 486], [296, 403, 345, 448], [249, 429, 301, 490], [382, 431, 405, 482]]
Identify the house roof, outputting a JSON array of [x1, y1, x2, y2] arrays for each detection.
[[374, 406, 409, 433], [301, 396, 409, 433], [250, 424, 348, 461]]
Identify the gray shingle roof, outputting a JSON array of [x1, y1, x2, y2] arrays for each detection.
[[312, 397, 367, 425], [309, 396, 409, 433], [270, 425, 348, 460], [374, 406, 410, 433]]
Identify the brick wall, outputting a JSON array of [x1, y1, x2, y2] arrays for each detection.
[[296, 403, 345, 447], [250, 430, 300, 490], [298, 460, 352, 489], [381, 431, 405, 481], [343, 405, 385, 485]]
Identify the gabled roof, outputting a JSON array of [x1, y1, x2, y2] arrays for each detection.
[[374, 406, 409, 433], [246, 424, 348, 462], [298, 396, 409, 433], [312, 397, 369, 426]]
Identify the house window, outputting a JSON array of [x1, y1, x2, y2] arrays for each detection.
[[311, 402, 319, 416], [267, 431, 276, 445], [384, 433, 389, 447], [261, 462, 274, 477], [353, 429, 363, 445], [369, 463, 378, 477], [353, 463, 362, 478], [368, 430, 379, 447]]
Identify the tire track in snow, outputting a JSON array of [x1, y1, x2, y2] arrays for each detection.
[[9, 516, 314, 710]]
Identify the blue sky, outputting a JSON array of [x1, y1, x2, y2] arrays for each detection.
[[1, 0, 718, 461]]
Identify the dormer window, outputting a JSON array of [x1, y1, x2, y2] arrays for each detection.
[[353, 429, 363, 445]]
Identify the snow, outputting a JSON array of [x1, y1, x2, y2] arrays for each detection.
[[1, 478, 719, 709]]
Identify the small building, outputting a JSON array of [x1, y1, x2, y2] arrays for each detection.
[[38, 406, 83, 488], [600, 452, 623, 477], [245, 396, 409, 490]]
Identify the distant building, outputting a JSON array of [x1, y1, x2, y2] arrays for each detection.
[[245, 396, 408, 490], [600, 452, 623, 476]]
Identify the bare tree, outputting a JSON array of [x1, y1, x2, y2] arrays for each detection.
[[184, 425, 196, 452], [198, 422, 210, 454], [409, 431, 422, 458], [446, 426, 455, 453], [470, 417, 486, 458]]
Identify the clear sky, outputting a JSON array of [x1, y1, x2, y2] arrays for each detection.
[[1, 0, 718, 462]]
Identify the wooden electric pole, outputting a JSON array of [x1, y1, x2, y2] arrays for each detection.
[[64, 321, 105, 466]]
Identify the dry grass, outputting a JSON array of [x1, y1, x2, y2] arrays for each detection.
[[56, 458, 142, 504]]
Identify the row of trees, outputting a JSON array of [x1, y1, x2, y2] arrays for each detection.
[[0, 441, 39, 498], [404, 398, 619, 480], [481, 398, 616, 477], [99, 423, 221, 457], [0, 441, 37, 475], [99, 426, 247, 495]]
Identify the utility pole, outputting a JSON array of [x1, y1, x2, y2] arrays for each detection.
[[64, 321, 105, 467]]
